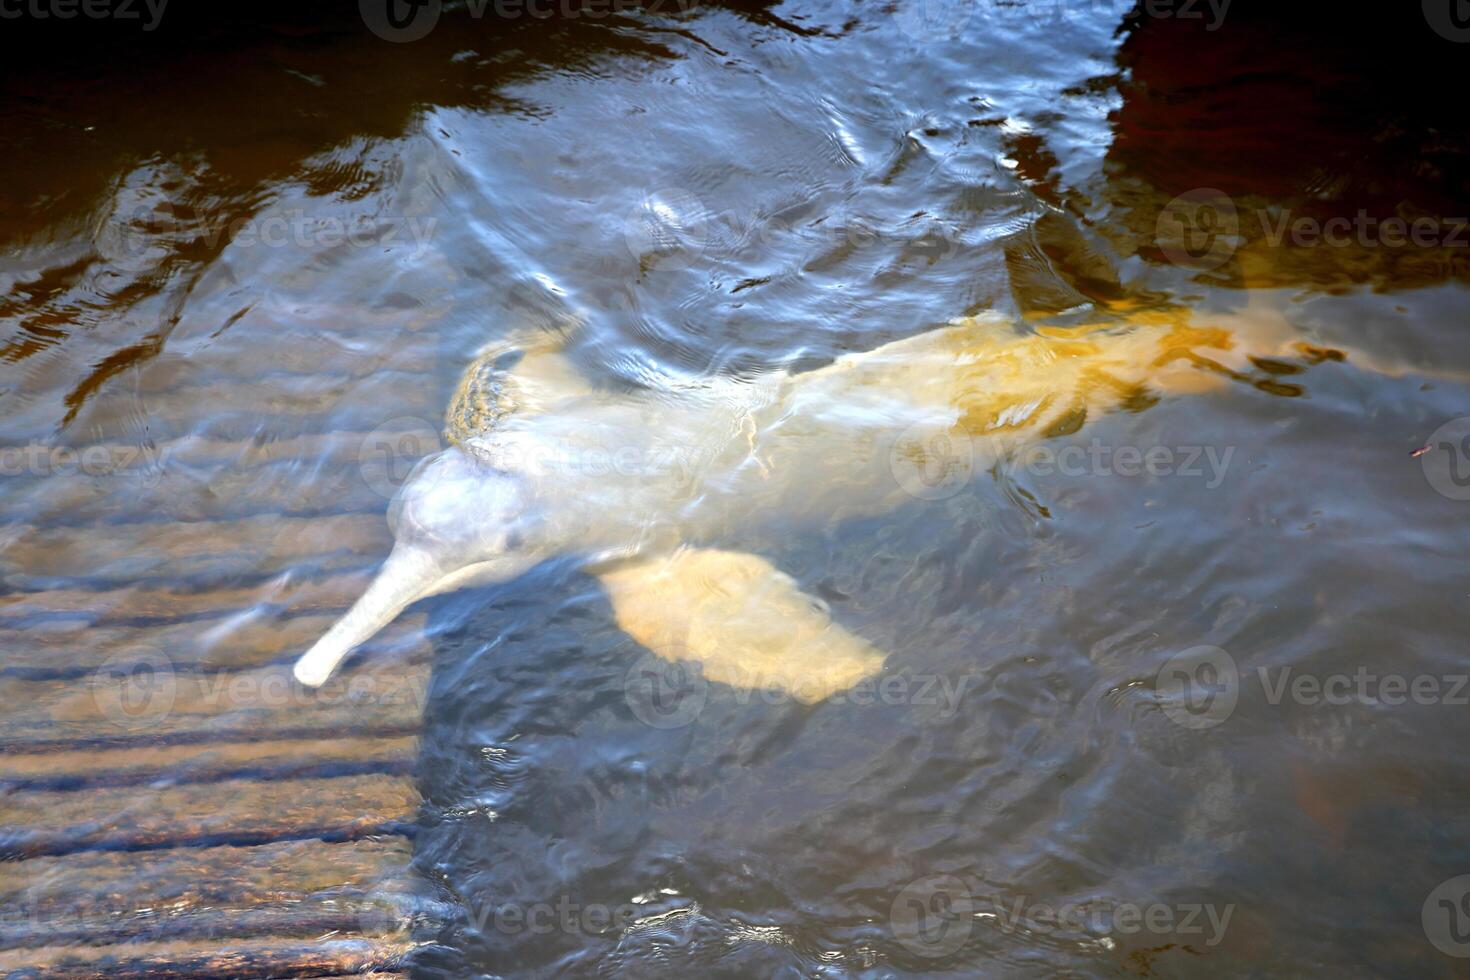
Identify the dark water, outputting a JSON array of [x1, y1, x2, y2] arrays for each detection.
[[4, 2, 1470, 976]]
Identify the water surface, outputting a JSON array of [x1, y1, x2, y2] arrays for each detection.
[[3, 2, 1469, 976]]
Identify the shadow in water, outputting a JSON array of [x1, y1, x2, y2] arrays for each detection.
[[404, 566, 869, 976], [1097, 1, 1470, 291]]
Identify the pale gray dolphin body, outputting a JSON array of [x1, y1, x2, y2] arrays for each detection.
[[294, 298, 1394, 696], [292, 319, 961, 694], [292, 309, 1055, 694]]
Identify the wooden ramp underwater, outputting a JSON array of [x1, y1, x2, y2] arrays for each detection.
[[0, 322, 451, 977]]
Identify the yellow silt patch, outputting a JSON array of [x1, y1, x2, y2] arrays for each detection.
[[936, 310, 1248, 442]]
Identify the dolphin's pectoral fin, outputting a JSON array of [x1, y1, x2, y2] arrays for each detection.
[[597, 548, 886, 704]]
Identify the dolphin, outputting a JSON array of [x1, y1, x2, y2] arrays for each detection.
[[292, 298, 1371, 698]]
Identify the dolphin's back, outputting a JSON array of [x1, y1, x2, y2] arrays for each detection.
[[444, 327, 594, 447]]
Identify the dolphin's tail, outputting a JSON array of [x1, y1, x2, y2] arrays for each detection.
[[293, 545, 443, 687]]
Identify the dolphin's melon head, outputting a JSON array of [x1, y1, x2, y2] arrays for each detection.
[[387, 446, 536, 565], [293, 445, 540, 688]]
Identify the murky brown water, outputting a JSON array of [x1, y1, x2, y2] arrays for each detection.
[[4, 2, 1470, 977]]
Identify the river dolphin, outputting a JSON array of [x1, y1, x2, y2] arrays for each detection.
[[292, 298, 1376, 698]]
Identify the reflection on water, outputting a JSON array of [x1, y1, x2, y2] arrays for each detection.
[[3, 1, 1469, 976]]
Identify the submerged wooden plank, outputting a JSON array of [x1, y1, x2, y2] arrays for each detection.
[[61, 372, 443, 448], [1, 373, 450, 968], [0, 900, 413, 952], [0, 837, 413, 915], [81, 371, 441, 426], [130, 349, 440, 400], [0, 612, 426, 675], [0, 734, 419, 792], [0, 513, 391, 590], [0, 566, 374, 627], [3, 423, 442, 529], [0, 937, 413, 979], [0, 658, 431, 748], [5, 460, 392, 530], [0, 772, 421, 859]]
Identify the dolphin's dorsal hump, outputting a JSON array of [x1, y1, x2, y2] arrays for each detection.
[[445, 327, 593, 445]]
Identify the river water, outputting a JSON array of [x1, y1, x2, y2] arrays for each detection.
[[3, 2, 1469, 976]]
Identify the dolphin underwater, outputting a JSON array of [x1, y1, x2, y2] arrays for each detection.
[[292, 300, 1367, 698]]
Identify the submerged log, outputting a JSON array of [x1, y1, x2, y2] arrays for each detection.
[[0, 659, 430, 756], [0, 611, 427, 676], [0, 937, 414, 979], [0, 513, 390, 590], [0, 772, 421, 860], [0, 837, 413, 916]]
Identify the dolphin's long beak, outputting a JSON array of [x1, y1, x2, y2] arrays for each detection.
[[293, 544, 444, 687]]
